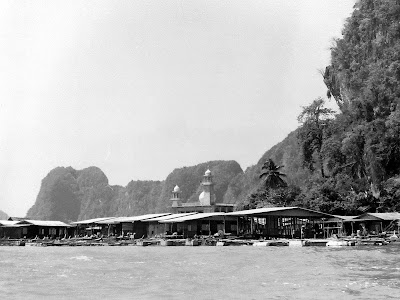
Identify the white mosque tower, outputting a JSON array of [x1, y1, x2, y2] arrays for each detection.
[[199, 169, 216, 206], [170, 185, 182, 208]]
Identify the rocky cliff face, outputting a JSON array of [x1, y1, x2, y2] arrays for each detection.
[[0, 210, 8, 220], [26, 160, 246, 222], [26, 167, 81, 222]]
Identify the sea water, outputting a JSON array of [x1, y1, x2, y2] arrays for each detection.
[[1, 245, 400, 299]]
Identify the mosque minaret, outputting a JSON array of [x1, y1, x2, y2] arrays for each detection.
[[170, 185, 182, 208], [198, 169, 216, 206]]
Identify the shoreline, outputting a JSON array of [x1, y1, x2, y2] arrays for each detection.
[[0, 235, 395, 247]]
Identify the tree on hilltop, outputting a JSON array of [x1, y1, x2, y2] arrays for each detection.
[[297, 98, 334, 178]]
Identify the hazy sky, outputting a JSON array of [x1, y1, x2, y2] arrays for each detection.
[[0, 0, 355, 217]]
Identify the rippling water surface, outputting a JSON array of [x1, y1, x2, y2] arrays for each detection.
[[1, 245, 400, 299]]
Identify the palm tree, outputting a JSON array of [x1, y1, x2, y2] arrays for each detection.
[[259, 159, 287, 189]]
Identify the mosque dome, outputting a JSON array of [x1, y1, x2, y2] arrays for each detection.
[[173, 185, 181, 193], [205, 169, 211, 176], [199, 191, 205, 202]]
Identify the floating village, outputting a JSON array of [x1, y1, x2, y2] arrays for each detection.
[[1, 169, 400, 248]]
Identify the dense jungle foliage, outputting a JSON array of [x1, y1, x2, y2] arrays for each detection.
[[246, 0, 400, 214]]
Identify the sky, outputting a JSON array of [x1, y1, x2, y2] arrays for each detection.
[[0, 0, 355, 217]]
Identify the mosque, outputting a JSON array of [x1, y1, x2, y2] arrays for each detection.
[[170, 169, 236, 213]]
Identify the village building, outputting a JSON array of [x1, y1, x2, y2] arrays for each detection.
[[0, 219, 70, 239], [143, 212, 198, 238], [0, 220, 21, 238], [70, 217, 117, 237], [18, 220, 71, 238], [95, 213, 170, 238], [159, 212, 238, 238], [344, 212, 400, 236], [323, 215, 356, 237], [227, 207, 334, 239]]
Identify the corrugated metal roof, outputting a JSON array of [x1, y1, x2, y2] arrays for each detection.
[[353, 212, 400, 221], [0, 220, 19, 226], [160, 212, 226, 223], [369, 213, 400, 220], [70, 217, 117, 225], [142, 213, 198, 222], [227, 207, 298, 216], [226, 207, 333, 218], [326, 215, 357, 222], [19, 220, 71, 227], [97, 213, 171, 224]]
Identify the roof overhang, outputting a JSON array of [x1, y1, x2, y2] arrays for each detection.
[[97, 213, 171, 224], [17, 220, 71, 227], [352, 213, 400, 221], [160, 212, 232, 223], [325, 215, 357, 222], [142, 213, 198, 222], [0, 224, 31, 228], [70, 217, 117, 226]]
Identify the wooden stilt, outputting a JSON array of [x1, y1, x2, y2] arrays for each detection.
[[223, 216, 226, 234], [351, 222, 354, 235]]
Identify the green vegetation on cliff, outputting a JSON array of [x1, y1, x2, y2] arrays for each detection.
[[246, 0, 400, 214], [315, 0, 400, 213]]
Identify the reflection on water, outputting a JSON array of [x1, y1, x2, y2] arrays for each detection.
[[1, 245, 400, 299]]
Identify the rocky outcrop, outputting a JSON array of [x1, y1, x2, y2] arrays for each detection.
[[0, 210, 8, 220]]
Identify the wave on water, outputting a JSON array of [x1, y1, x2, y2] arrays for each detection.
[[69, 255, 93, 261]]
